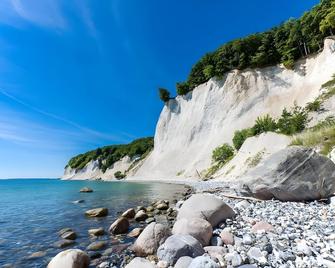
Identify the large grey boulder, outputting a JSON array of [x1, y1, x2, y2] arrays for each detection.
[[189, 256, 220, 268], [132, 222, 171, 256], [177, 194, 235, 227], [172, 218, 213, 246], [240, 147, 335, 201], [47, 249, 89, 268], [157, 234, 205, 266], [174, 256, 193, 268], [125, 257, 156, 268]]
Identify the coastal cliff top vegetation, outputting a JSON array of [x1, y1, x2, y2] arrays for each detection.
[[67, 137, 154, 172], [159, 0, 335, 99]]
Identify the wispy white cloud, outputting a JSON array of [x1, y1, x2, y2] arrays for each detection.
[[0, 89, 130, 144], [0, 0, 67, 29]]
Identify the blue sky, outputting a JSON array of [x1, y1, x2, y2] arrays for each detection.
[[0, 0, 319, 178]]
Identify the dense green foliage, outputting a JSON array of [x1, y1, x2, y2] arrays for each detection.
[[67, 137, 154, 172], [114, 171, 126, 179], [212, 143, 234, 164], [232, 105, 309, 150], [232, 128, 254, 150], [159, 88, 171, 102], [175, 0, 335, 95], [277, 106, 309, 135], [252, 115, 277, 135]]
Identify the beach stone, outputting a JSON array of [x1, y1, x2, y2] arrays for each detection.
[[85, 208, 108, 217], [242, 234, 253, 245], [146, 217, 155, 224], [125, 257, 156, 268], [172, 218, 213, 246], [54, 239, 75, 248], [251, 221, 274, 233], [79, 187, 93, 193], [174, 256, 193, 268], [58, 228, 73, 236], [225, 252, 242, 266], [87, 241, 107, 251], [157, 234, 205, 266], [109, 217, 129, 234], [296, 240, 313, 256], [157, 203, 169, 210], [132, 222, 171, 256], [128, 227, 143, 238], [177, 194, 235, 227], [88, 227, 104, 236], [47, 249, 89, 268], [210, 236, 223, 246], [189, 256, 220, 268], [146, 206, 155, 212], [240, 147, 335, 201], [204, 246, 227, 265], [28, 251, 46, 259], [220, 230, 234, 245], [247, 247, 267, 264], [122, 208, 136, 219], [61, 231, 77, 240], [157, 260, 169, 268], [135, 210, 148, 221]]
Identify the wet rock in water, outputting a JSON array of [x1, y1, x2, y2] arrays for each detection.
[[125, 257, 156, 268], [54, 239, 75, 248], [28, 251, 46, 259], [79, 187, 93, 193], [61, 231, 77, 240], [122, 208, 136, 219], [132, 222, 171, 256], [73, 200, 85, 204], [251, 221, 274, 233], [157, 234, 205, 266], [85, 208, 108, 217], [146, 206, 155, 212], [146, 217, 156, 224], [128, 227, 143, 238], [188, 256, 220, 268], [109, 217, 129, 234], [47, 249, 89, 268], [156, 203, 169, 210], [220, 230, 234, 245], [135, 210, 148, 222], [88, 227, 105, 236], [174, 256, 193, 268], [136, 206, 147, 212], [87, 241, 107, 251], [172, 218, 213, 246], [177, 194, 235, 227], [58, 228, 73, 236], [240, 147, 335, 201]]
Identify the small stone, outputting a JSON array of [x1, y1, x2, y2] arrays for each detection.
[[122, 208, 136, 219], [88, 228, 105, 236], [247, 247, 267, 264], [174, 256, 193, 268], [85, 208, 108, 217], [157, 203, 169, 210], [251, 221, 274, 233], [296, 240, 313, 256], [61, 231, 77, 240], [28, 251, 46, 259], [58, 228, 73, 236], [147, 206, 155, 212], [54, 239, 75, 248], [188, 256, 220, 268], [210, 236, 223, 247], [243, 234, 253, 245], [225, 252, 242, 266], [157, 260, 169, 268], [87, 241, 107, 251], [128, 227, 143, 238], [220, 231, 234, 245], [125, 257, 156, 268], [79, 187, 93, 193], [146, 217, 155, 224], [135, 210, 149, 221], [109, 217, 129, 234]]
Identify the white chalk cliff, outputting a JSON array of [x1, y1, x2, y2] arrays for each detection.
[[132, 38, 335, 180]]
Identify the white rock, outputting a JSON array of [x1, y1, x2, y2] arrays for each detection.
[[125, 257, 156, 268], [47, 249, 89, 268]]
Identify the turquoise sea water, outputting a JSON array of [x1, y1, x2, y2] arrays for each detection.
[[0, 179, 187, 267]]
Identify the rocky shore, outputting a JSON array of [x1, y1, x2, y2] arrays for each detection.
[[45, 183, 335, 268]]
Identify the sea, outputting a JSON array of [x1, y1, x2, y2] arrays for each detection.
[[0, 179, 187, 267]]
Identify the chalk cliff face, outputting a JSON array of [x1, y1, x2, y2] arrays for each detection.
[[133, 38, 335, 180]]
